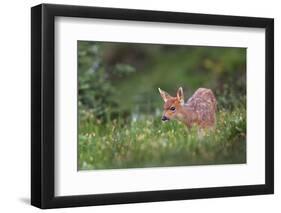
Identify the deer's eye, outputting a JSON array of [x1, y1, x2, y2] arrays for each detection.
[[170, 106, 176, 111]]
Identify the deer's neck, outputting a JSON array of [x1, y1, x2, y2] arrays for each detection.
[[176, 104, 197, 127]]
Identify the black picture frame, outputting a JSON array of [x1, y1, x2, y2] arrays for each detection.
[[31, 3, 274, 209]]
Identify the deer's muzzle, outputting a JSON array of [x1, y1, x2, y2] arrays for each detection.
[[161, 116, 170, 121]]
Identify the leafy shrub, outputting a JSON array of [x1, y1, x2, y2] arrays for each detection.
[[78, 42, 136, 122]]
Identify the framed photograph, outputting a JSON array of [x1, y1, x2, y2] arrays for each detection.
[[31, 3, 274, 209]]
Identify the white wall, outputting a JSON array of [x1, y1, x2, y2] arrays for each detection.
[[0, 0, 279, 212]]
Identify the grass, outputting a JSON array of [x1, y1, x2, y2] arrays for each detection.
[[78, 106, 246, 170]]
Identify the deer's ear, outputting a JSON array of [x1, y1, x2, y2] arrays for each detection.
[[158, 88, 172, 102], [177, 87, 184, 105]]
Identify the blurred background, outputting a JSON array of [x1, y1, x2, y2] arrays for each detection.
[[78, 41, 246, 123]]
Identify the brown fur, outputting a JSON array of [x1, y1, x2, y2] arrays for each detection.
[[159, 87, 217, 129]]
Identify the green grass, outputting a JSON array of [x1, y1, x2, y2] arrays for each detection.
[[78, 106, 246, 170]]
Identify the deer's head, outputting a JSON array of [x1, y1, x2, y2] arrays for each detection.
[[158, 87, 185, 122]]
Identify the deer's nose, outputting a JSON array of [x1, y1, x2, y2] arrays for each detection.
[[162, 116, 169, 121]]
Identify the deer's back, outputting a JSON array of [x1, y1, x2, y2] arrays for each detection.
[[185, 88, 217, 128]]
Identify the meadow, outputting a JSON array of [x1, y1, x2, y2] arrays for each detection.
[[78, 41, 247, 170], [78, 107, 246, 170]]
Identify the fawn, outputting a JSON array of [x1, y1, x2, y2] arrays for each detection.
[[158, 87, 217, 129]]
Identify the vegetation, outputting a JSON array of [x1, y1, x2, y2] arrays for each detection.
[[78, 41, 246, 170]]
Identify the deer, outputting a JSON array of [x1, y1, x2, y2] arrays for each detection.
[[158, 87, 217, 129]]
